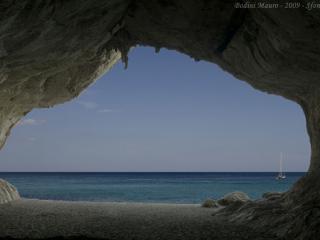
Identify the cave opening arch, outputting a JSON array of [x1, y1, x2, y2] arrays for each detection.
[[0, 46, 309, 194]]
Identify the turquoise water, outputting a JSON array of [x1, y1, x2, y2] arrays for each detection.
[[0, 172, 304, 203]]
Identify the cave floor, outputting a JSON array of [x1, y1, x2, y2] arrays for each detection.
[[0, 199, 279, 240]]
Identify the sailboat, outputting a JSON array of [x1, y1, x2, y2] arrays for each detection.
[[276, 153, 286, 180]]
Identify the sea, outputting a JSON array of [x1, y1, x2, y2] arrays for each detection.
[[0, 172, 304, 204]]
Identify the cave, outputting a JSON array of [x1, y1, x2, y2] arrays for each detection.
[[1, 0, 320, 239]]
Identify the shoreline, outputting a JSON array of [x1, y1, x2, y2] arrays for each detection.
[[19, 197, 204, 206]]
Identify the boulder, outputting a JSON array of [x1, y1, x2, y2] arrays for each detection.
[[201, 198, 219, 208], [0, 179, 20, 204], [218, 192, 250, 206]]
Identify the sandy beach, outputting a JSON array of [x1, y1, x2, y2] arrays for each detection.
[[0, 199, 278, 240]]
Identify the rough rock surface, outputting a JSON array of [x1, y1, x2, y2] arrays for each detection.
[[0, 179, 20, 204], [1, 0, 320, 239], [201, 198, 219, 208], [217, 192, 251, 206]]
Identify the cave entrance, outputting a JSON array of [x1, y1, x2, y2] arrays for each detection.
[[0, 47, 309, 203]]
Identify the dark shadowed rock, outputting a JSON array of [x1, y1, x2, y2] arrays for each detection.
[[262, 192, 283, 200]]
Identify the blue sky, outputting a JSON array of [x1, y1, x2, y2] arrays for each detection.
[[0, 47, 310, 172]]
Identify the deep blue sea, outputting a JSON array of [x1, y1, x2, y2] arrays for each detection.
[[0, 172, 304, 204]]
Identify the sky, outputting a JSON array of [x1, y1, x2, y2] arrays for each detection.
[[0, 47, 310, 172]]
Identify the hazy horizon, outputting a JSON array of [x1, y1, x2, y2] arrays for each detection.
[[0, 47, 310, 172]]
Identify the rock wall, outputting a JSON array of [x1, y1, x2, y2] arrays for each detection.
[[0, 179, 20, 204]]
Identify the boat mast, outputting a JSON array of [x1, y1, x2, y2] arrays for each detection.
[[280, 152, 283, 176]]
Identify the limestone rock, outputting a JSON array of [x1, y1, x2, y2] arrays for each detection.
[[218, 192, 250, 206], [201, 198, 219, 208], [0, 179, 20, 204]]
